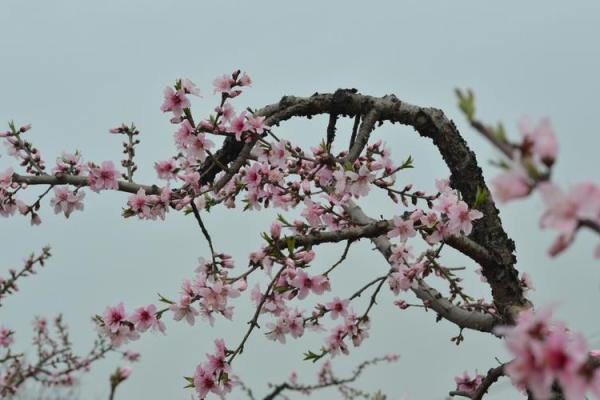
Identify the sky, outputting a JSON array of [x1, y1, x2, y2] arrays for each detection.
[[2, 1, 600, 399]]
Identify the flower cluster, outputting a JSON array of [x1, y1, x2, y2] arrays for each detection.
[[191, 339, 232, 399], [498, 307, 600, 399], [98, 302, 165, 347]]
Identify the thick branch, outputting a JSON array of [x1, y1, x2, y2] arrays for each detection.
[[12, 173, 161, 195]]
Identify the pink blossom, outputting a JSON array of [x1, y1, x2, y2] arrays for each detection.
[[50, 186, 85, 218], [290, 270, 330, 300], [266, 320, 288, 343], [539, 182, 600, 236], [88, 161, 119, 192], [270, 221, 282, 238], [229, 111, 249, 141], [181, 78, 200, 96], [213, 74, 235, 94], [519, 117, 559, 163], [103, 303, 127, 333], [0, 168, 13, 190], [388, 216, 416, 242], [499, 307, 599, 399], [244, 163, 262, 188], [326, 297, 349, 320], [239, 72, 252, 87], [127, 189, 151, 218], [193, 365, 219, 398], [170, 296, 199, 326], [32, 316, 48, 333], [0, 326, 13, 348], [160, 87, 190, 118], [454, 371, 483, 396], [247, 114, 268, 134], [447, 202, 483, 236], [130, 304, 165, 333], [185, 133, 214, 162], [346, 165, 374, 197], [174, 120, 194, 149], [388, 262, 424, 294], [491, 166, 531, 203], [116, 366, 132, 380], [154, 159, 177, 180], [217, 103, 235, 122]]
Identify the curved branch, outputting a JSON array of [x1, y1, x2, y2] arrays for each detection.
[[253, 90, 529, 322]]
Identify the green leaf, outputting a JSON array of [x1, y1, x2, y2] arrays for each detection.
[[455, 88, 476, 121], [286, 237, 296, 254], [261, 232, 274, 245], [399, 155, 414, 170], [158, 293, 175, 305], [473, 186, 488, 209], [277, 214, 291, 226], [495, 122, 506, 141], [303, 349, 327, 363], [273, 286, 291, 294]]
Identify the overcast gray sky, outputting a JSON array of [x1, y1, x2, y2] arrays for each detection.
[[2, 1, 600, 399]]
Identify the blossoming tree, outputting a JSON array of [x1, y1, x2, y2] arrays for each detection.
[[1, 71, 599, 399]]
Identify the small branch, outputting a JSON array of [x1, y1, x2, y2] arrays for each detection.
[[469, 120, 514, 160], [349, 114, 360, 149], [343, 108, 379, 163], [323, 240, 353, 277], [263, 355, 394, 400], [326, 113, 338, 148], [228, 268, 284, 364], [190, 201, 216, 265]]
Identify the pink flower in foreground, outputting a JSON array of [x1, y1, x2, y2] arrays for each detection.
[[498, 307, 600, 399], [519, 116, 559, 163], [50, 186, 85, 218], [491, 165, 531, 204], [538, 182, 600, 236], [88, 161, 119, 192]]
